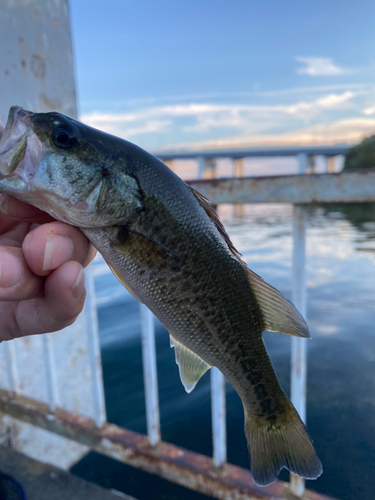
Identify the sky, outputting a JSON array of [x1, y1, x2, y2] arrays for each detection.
[[70, 0, 375, 152]]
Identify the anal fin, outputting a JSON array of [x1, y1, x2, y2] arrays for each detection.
[[170, 335, 211, 393]]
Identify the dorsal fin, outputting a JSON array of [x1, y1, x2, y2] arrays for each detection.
[[191, 187, 243, 260]]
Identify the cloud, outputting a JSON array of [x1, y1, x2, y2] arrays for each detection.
[[81, 83, 373, 110], [316, 325, 340, 337], [363, 105, 375, 116], [281, 91, 354, 116], [295, 57, 346, 76], [183, 92, 354, 132], [81, 91, 356, 140], [159, 117, 375, 151], [81, 113, 171, 137]]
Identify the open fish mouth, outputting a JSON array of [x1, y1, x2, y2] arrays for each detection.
[[0, 106, 33, 178], [0, 106, 31, 158], [0, 106, 45, 193]]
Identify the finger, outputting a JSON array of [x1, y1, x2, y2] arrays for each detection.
[[0, 261, 86, 339], [0, 217, 31, 247], [23, 221, 96, 276], [0, 195, 55, 224], [0, 246, 43, 301]]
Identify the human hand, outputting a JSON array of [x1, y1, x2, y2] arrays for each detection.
[[0, 121, 96, 340]]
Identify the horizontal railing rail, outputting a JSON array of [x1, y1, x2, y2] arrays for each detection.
[[187, 169, 375, 204], [0, 388, 337, 500]]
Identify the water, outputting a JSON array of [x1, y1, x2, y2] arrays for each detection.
[[72, 203, 375, 500]]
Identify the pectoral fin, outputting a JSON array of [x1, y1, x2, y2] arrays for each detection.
[[170, 335, 211, 393], [244, 267, 310, 338], [125, 227, 180, 260]]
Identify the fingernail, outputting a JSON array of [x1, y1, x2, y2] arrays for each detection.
[[43, 235, 73, 272], [0, 252, 24, 288], [71, 268, 85, 298]]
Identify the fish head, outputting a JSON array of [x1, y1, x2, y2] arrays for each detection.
[[0, 106, 141, 227]]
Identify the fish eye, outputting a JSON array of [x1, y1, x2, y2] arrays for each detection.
[[52, 125, 77, 148]]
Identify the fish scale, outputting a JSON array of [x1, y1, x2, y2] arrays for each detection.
[[0, 106, 322, 487]]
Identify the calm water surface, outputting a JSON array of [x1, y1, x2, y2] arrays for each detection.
[[72, 203, 375, 500]]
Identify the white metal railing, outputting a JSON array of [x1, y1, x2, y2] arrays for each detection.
[[290, 154, 308, 496], [88, 151, 349, 496], [140, 303, 161, 446], [1, 150, 373, 500], [85, 267, 107, 428]]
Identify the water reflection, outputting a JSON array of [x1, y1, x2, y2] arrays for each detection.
[[74, 203, 375, 500]]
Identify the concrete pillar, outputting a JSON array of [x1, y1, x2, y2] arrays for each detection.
[[231, 158, 244, 218], [163, 159, 174, 170], [204, 158, 217, 179], [234, 158, 244, 177], [0, 0, 77, 120], [307, 155, 316, 173], [0, 0, 106, 470], [321, 155, 329, 173], [328, 156, 336, 173]]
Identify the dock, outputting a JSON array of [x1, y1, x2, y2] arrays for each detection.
[[0, 445, 135, 500]]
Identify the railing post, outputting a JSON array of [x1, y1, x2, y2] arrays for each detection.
[[290, 153, 308, 496], [211, 367, 227, 466], [4, 342, 19, 393], [140, 304, 161, 446], [42, 334, 60, 412], [85, 266, 107, 427], [196, 154, 228, 467]]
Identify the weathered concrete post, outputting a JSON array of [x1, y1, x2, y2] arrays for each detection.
[[0, 0, 77, 119], [0, 0, 106, 469]]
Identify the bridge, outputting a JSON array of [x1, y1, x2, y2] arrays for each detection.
[[155, 144, 352, 161], [155, 144, 353, 178]]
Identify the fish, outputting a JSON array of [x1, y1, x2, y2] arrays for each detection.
[[0, 106, 322, 486]]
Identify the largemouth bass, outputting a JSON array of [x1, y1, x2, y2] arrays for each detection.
[[0, 106, 322, 486]]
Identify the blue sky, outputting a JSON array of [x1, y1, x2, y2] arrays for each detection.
[[70, 0, 375, 151]]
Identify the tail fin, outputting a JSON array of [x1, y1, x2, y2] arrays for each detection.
[[245, 402, 322, 487]]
